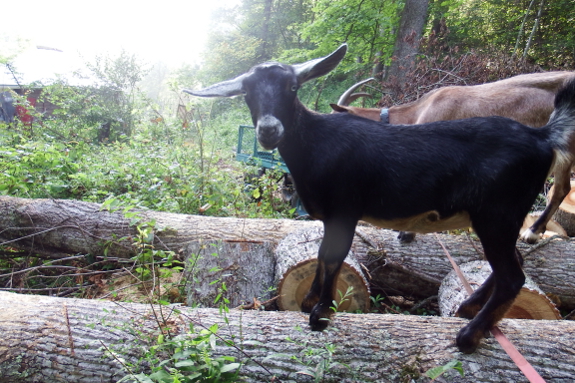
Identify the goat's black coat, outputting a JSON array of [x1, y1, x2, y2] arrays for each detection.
[[184, 44, 575, 354], [280, 112, 553, 225]]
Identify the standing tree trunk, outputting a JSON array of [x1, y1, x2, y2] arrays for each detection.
[[386, 0, 430, 87]]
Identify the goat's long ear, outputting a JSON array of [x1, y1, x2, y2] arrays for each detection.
[[293, 44, 347, 84], [183, 73, 248, 98]]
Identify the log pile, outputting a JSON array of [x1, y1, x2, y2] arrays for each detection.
[[2, 196, 575, 381], [2, 196, 575, 311]]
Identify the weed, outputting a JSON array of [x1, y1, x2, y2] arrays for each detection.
[[425, 359, 464, 381]]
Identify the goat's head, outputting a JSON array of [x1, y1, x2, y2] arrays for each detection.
[[183, 44, 348, 150]]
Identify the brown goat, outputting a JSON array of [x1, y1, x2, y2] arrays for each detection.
[[331, 71, 575, 243]]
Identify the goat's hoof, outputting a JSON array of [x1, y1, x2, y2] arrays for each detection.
[[308, 305, 332, 331], [456, 325, 482, 354], [398, 231, 416, 243], [519, 228, 540, 244]]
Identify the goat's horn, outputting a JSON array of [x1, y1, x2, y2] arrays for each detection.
[[337, 78, 376, 106]]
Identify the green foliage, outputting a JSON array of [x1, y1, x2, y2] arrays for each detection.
[[36, 49, 150, 142], [0, 139, 81, 198], [442, 0, 575, 67], [293, 0, 401, 71], [425, 359, 464, 380], [1, 103, 292, 219], [119, 324, 240, 383]]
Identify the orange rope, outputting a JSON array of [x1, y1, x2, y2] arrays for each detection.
[[434, 233, 546, 383]]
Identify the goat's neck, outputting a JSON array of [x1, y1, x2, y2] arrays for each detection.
[[277, 100, 314, 169], [388, 103, 420, 124]]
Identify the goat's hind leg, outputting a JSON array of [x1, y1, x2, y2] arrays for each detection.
[[304, 218, 357, 331], [521, 163, 572, 243], [456, 228, 525, 353], [456, 274, 495, 320], [456, 246, 523, 320]]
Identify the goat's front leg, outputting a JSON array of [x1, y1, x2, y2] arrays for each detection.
[[521, 163, 572, 243], [302, 218, 357, 331]]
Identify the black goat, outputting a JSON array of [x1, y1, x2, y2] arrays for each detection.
[[184, 44, 575, 353]]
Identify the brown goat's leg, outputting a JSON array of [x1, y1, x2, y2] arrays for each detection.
[[307, 218, 357, 331], [521, 164, 572, 243], [456, 226, 525, 353]]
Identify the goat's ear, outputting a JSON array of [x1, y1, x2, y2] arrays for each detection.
[[293, 44, 347, 84], [183, 73, 248, 98]]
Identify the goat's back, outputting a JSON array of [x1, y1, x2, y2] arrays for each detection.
[[392, 71, 575, 127]]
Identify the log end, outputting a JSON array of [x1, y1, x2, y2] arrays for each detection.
[[277, 258, 371, 313], [507, 287, 562, 320]]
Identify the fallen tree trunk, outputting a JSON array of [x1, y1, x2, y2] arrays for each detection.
[[0, 291, 574, 383], [2, 196, 575, 310]]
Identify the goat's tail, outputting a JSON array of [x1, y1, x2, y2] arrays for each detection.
[[547, 78, 575, 167]]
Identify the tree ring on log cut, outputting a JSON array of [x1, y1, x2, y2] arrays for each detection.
[[439, 260, 561, 320], [275, 227, 371, 313]]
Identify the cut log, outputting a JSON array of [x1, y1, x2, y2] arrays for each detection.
[[522, 211, 567, 238], [439, 260, 561, 320], [275, 227, 370, 312], [1, 291, 575, 383], [549, 181, 575, 236]]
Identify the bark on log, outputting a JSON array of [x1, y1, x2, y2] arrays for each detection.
[[2, 196, 575, 311], [1, 291, 575, 383], [438, 260, 561, 320], [0, 196, 321, 258], [183, 240, 277, 308]]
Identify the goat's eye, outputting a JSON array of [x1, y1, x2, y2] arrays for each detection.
[[291, 85, 298, 92]]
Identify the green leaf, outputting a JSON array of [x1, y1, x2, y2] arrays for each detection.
[[220, 362, 240, 373], [425, 359, 464, 379]]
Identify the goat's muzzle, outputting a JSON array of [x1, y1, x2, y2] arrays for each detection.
[[256, 115, 284, 150]]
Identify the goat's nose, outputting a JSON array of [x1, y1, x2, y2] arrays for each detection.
[[257, 115, 284, 149]]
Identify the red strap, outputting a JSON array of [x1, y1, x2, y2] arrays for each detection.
[[434, 234, 546, 383]]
